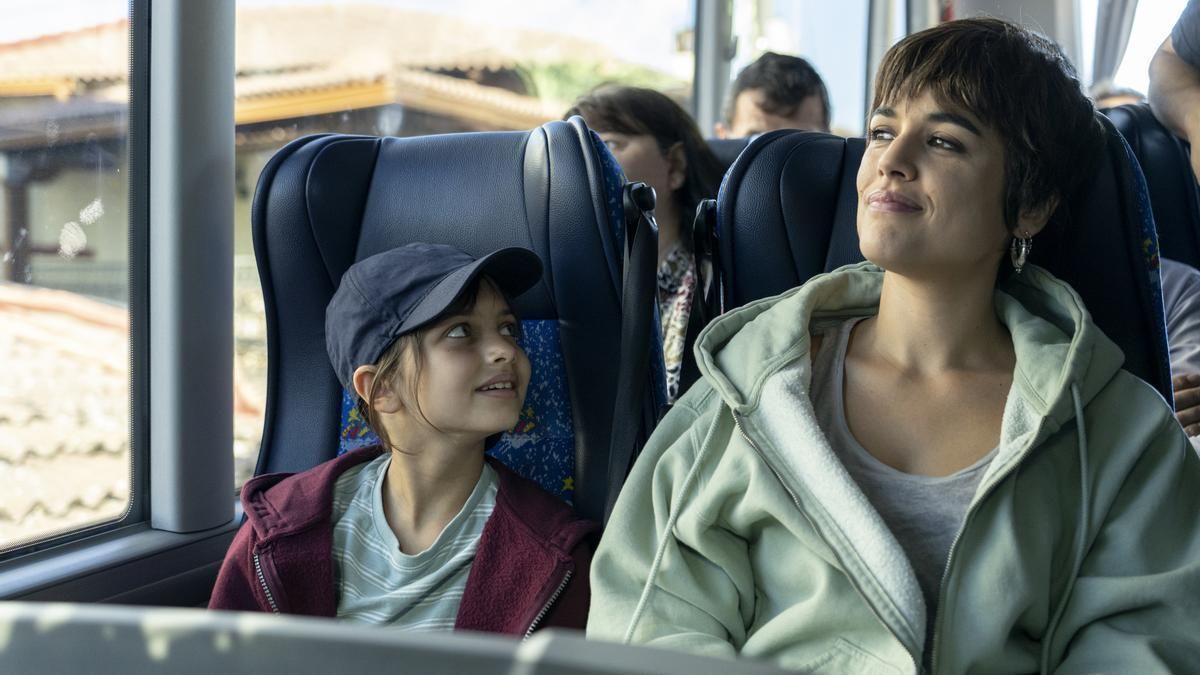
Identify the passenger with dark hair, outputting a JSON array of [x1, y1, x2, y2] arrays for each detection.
[[565, 86, 725, 402], [590, 17, 1200, 672], [715, 51, 831, 137]]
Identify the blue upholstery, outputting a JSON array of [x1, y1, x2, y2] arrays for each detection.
[[1105, 103, 1200, 269], [714, 117, 1173, 403], [252, 118, 663, 517], [707, 137, 751, 172]]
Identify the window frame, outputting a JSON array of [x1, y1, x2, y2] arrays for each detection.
[[0, 0, 241, 602]]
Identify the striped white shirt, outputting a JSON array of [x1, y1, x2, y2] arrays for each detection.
[[330, 453, 497, 630]]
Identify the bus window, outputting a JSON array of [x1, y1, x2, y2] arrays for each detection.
[[230, 0, 696, 488], [0, 1, 133, 554]]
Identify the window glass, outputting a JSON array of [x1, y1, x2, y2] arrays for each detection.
[[231, 0, 696, 488], [1108, 0, 1190, 96], [727, 0, 870, 136], [0, 0, 132, 551]]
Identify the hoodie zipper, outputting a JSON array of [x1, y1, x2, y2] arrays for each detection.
[[523, 569, 572, 639], [732, 414, 920, 672], [252, 551, 281, 614], [930, 437, 1047, 673]]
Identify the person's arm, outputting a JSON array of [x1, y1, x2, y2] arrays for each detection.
[[1172, 373, 1200, 437], [1160, 261, 1200, 436], [1048, 413, 1200, 673], [1149, 36, 1200, 182], [586, 397, 750, 660]]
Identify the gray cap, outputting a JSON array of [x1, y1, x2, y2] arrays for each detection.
[[325, 242, 542, 391]]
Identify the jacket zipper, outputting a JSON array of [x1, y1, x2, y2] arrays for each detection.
[[929, 452, 1027, 674], [252, 551, 281, 614], [733, 414, 920, 672], [523, 569, 572, 639]]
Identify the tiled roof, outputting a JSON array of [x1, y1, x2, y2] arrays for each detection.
[[0, 282, 263, 549], [0, 6, 602, 138]]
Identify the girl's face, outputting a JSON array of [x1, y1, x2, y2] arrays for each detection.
[[400, 282, 531, 440], [599, 131, 685, 214], [856, 90, 1025, 281]]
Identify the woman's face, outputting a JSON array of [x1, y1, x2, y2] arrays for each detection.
[[856, 90, 1021, 280], [599, 132, 684, 219]]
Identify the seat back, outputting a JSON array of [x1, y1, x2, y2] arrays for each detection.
[[251, 118, 664, 520], [707, 137, 751, 173], [713, 118, 1173, 402], [1104, 103, 1200, 268]]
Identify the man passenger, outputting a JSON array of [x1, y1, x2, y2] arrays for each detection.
[[714, 52, 831, 138]]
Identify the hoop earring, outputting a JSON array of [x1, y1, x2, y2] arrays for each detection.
[[1010, 234, 1033, 273]]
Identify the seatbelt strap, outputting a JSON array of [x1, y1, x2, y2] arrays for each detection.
[[678, 199, 720, 393], [602, 182, 658, 523]]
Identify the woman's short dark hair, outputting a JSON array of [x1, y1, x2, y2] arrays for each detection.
[[872, 16, 1104, 233], [565, 86, 724, 247]]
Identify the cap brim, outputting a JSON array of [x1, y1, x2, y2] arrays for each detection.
[[397, 247, 543, 334]]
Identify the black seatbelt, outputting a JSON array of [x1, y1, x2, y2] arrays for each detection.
[[602, 182, 659, 523], [678, 199, 721, 394]]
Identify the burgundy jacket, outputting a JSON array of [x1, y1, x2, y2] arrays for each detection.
[[209, 446, 600, 635]]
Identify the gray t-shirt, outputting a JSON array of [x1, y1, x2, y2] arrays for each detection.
[[810, 317, 996, 661], [330, 453, 498, 629]]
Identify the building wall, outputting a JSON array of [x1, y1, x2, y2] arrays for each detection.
[[26, 162, 129, 302]]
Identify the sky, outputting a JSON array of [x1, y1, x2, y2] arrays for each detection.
[[1, 0, 1190, 131]]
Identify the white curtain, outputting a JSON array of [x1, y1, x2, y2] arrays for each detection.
[[1092, 0, 1139, 90]]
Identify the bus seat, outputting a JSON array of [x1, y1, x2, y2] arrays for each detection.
[[712, 117, 1173, 404], [250, 117, 665, 522], [707, 137, 751, 173], [1105, 103, 1200, 269]]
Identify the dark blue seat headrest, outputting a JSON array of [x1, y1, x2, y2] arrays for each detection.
[[707, 137, 752, 173], [252, 118, 660, 517], [1105, 103, 1200, 269], [715, 130, 864, 305], [715, 117, 1172, 402]]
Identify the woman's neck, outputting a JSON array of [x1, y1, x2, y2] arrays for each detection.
[[656, 203, 681, 264], [861, 268, 1014, 374], [379, 429, 485, 554]]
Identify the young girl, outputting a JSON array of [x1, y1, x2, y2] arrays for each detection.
[[211, 242, 599, 635]]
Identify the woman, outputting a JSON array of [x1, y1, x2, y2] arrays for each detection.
[[566, 87, 725, 402], [588, 18, 1200, 673]]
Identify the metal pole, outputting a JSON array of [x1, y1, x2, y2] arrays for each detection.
[[693, 0, 734, 135]]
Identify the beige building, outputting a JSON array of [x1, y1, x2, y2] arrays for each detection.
[[0, 5, 676, 548]]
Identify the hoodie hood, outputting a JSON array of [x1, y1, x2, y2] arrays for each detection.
[[695, 262, 1125, 436], [676, 261, 1127, 656], [239, 446, 383, 544]]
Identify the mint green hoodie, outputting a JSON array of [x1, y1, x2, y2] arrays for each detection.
[[588, 263, 1200, 673]]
